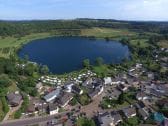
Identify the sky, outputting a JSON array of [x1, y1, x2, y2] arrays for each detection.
[[0, 0, 168, 21]]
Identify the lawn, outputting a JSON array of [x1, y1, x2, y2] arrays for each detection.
[[101, 97, 129, 109], [92, 65, 110, 77], [129, 39, 149, 48], [81, 27, 136, 38]]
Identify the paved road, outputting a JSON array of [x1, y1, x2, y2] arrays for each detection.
[[0, 111, 68, 126]]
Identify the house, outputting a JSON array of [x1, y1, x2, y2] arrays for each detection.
[[44, 88, 61, 102], [88, 86, 104, 99], [7, 92, 22, 107], [135, 63, 143, 69], [111, 111, 123, 125], [57, 92, 73, 107], [82, 78, 93, 87], [111, 78, 125, 85], [36, 102, 48, 114], [36, 82, 43, 90], [136, 91, 149, 101], [104, 77, 112, 85], [98, 112, 115, 126], [64, 82, 74, 93], [138, 108, 149, 120], [106, 87, 121, 99], [148, 72, 155, 80], [149, 89, 163, 98], [122, 106, 136, 118], [48, 103, 59, 115], [117, 84, 128, 92], [27, 103, 36, 114], [71, 85, 83, 95]]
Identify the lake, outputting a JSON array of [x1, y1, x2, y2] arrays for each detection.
[[18, 37, 130, 74]]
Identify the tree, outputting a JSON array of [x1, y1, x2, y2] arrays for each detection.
[[23, 55, 29, 63], [76, 117, 96, 126], [24, 63, 36, 76], [40, 65, 49, 75], [95, 57, 104, 66], [83, 59, 90, 68], [118, 92, 126, 104]]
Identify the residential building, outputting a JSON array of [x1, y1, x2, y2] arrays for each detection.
[[138, 108, 149, 120], [122, 106, 136, 118], [98, 112, 115, 126], [136, 91, 149, 101], [111, 111, 123, 125], [104, 77, 112, 85], [57, 92, 73, 107], [71, 85, 83, 95], [6, 92, 22, 107], [48, 103, 59, 115], [44, 88, 61, 102]]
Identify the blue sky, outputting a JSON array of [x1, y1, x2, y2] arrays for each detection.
[[0, 0, 168, 21]]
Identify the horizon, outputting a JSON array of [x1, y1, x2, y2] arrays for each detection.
[[0, 0, 168, 21], [1, 18, 168, 22]]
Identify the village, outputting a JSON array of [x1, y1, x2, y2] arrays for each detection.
[[2, 47, 167, 126]]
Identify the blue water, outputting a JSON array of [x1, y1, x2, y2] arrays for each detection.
[[18, 37, 130, 74]]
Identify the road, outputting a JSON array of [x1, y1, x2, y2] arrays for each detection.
[[0, 111, 68, 126]]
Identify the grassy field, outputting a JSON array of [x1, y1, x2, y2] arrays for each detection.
[[81, 27, 136, 38], [129, 39, 149, 48], [158, 40, 168, 48]]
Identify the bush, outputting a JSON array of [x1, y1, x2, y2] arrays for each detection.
[[1, 97, 9, 113]]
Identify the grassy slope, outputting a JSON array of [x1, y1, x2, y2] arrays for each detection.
[[0, 100, 5, 121], [0, 32, 52, 57]]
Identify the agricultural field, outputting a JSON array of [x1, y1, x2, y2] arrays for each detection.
[[81, 27, 136, 38]]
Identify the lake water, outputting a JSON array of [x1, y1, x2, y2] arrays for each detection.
[[18, 37, 130, 74]]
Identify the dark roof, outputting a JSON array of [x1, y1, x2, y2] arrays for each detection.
[[72, 85, 82, 94], [7, 93, 22, 106], [49, 103, 58, 111], [98, 112, 113, 126], [88, 89, 100, 98], [57, 92, 73, 106], [122, 106, 136, 117], [111, 111, 122, 124], [138, 108, 149, 120], [150, 89, 163, 97], [27, 104, 35, 112]]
